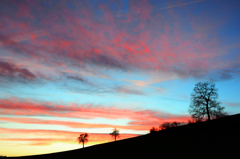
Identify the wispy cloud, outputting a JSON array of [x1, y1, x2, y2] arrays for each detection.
[[0, 59, 36, 81], [0, 117, 147, 131], [222, 101, 240, 107], [0, 0, 238, 84], [0, 98, 191, 125]]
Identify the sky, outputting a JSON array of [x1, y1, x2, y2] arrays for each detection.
[[0, 0, 240, 157]]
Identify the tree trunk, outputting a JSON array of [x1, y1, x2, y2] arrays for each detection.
[[83, 142, 84, 148], [206, 101, 210, 121], [115, 135, 116, 141]]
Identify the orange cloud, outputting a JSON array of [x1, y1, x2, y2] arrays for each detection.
[[0, 98, 191, 130], [0, 117, 150, 131]]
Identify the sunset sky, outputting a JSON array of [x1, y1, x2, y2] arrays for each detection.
[[0, 0, 240, 157]]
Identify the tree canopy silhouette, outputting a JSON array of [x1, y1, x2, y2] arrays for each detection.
[[159, 122, 181, 130], [150, 127, 158, 133], [188, 81, 226, 121], [110, 128, 120, 141], [77, 133, 89, 148]]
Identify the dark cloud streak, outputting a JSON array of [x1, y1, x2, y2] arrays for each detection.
[[0, 60, 36, 80]]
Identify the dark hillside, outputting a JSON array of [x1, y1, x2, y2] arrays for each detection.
[[14, 114, 240, 159]]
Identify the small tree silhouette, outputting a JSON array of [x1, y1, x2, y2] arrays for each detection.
[[159, 122, 181, 130], [77, 133, 89, 148], [150, 127, 158, 133], [187, 118, 202, 124], [110, 128, 120, 141]]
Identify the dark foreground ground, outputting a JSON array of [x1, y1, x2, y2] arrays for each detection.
[[11, 113, 240, 159]]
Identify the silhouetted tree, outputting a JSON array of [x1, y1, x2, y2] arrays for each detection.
[[212, 105, 228, 119], [188, 118, 203, 124], [171, 122, 181, 127], [150, 127, 158, 133], [77, 133, 89, 148], [159, 122, 171, 130], [159, 122, 181, 130], [110, 128, 120, 141], [188, 81, 226, 121]]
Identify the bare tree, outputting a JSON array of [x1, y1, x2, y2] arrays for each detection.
[[188, 81, 226, 121], [77, 133, 89, 148], [110, 128, 120, 141]]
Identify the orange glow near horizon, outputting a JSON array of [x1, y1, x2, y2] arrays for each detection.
[[0, 127, 140, 157]]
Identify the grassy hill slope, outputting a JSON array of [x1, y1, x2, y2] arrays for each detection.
[[13, 113, 240, 159]]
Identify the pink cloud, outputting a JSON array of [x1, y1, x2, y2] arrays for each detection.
[[0, 117, 149, 131], [0, 0, 237, 84], [222, 102, 240, 107], [0, 60, 36, 80], [0, 98, 191, 127], [194, 34, 202, 39]]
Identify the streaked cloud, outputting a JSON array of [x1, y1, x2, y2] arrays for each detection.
[[0, 60, 36, 80], [0, 98, 191, 126], [222, 101, 240, 107]]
